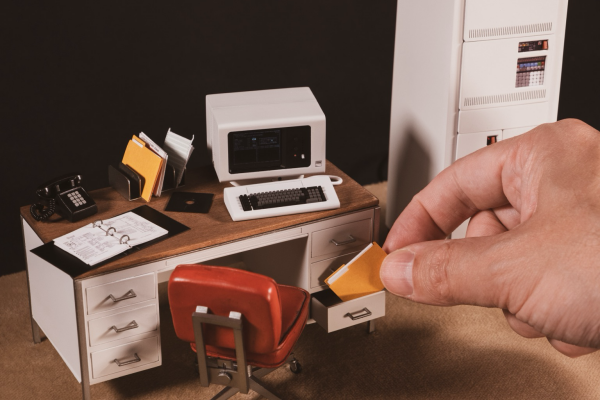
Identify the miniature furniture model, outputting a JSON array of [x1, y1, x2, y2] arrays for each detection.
[[169, 264, 310, 400], [20, 161, 384, 400]]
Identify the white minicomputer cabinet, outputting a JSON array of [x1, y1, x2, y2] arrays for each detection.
[[386, 0, 569, 237]]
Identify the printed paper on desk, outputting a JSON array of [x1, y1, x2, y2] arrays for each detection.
[[122, 135, 164, 202], [325, 242, 387, 301]]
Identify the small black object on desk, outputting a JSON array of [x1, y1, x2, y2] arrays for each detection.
[[165, 192, 213, 213], [30, 173, 98, 223]]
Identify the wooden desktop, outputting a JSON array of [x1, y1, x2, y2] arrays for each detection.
[[20, 161, 383, 400]]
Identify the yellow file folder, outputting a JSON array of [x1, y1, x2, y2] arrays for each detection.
[[325, 242, 387, 301], [122, 135, 164, 202]]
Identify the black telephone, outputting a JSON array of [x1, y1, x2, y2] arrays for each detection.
[[30, 174, 98, 222]]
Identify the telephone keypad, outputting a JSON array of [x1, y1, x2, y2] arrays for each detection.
[[67, 190, 87, 207]]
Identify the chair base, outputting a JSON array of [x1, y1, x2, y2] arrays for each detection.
[[206, 354, 299, 400]]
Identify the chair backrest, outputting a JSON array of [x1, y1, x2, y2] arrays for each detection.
[[169, 264, 283, 355]]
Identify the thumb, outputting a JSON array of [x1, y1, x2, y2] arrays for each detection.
[[380, 237, 509, 307]]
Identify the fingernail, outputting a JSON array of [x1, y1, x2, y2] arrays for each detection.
[[380, 249, 414, 297]]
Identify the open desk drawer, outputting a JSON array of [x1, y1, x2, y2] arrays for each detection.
[[310, 252, 360, 289], [311, 290, 385, 333]]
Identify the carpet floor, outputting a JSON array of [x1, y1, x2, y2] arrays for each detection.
[[2, 183, 600, 399]]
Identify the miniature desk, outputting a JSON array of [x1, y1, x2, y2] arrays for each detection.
[[20, 161, 382, 400]]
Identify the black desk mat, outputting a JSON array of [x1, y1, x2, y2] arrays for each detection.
[[30, 205, 190, 278]]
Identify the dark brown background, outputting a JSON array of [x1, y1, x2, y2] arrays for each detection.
[[2, 1, 599, 276]]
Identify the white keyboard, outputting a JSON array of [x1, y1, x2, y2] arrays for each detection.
[[223, 176, 341, 221]]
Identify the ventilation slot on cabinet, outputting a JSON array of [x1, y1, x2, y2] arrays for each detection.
[[464, 89, 546, 108], [469, 22, 553, 39]]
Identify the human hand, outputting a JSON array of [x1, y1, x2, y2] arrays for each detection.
[[380, 119, 600, 357]]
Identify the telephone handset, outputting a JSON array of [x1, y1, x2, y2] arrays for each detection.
[[30, 174, 98, 222]]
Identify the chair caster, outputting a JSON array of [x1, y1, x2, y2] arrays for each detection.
[[289, 359, 302, 374]]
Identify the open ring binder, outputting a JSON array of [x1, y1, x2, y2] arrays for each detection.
[[31, 206, 190, 276], [93, 220, 132, 247]]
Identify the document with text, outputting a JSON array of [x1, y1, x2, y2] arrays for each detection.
[[53, 212, 168, 266]]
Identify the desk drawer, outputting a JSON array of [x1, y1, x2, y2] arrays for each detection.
[[91, 336, 159, 379], [86, 273, 155, 315], [311, 290, 385, 333], [88, 304, 158, 347], [311, 219, 372, 259], [310, 252, 359, 289]]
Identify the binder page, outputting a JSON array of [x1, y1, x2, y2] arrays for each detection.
[[53, 212, 168, 266], [163, 128, 194, 186], [139, 132, 168, 196]]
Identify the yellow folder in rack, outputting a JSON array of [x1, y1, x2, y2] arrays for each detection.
[[325, 242, 387, 301], [122, 135, 164, 202]]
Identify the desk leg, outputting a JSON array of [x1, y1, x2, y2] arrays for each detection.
[[368, 208, 380, 336], [22, 218, 44, 344], [74, 281, 91, 400], [367, 319, 375, 334], [31, 318, 43, 344], [373, 206, 381, 244], [81, 380, 91, 400], [27, 265, 43, 344]]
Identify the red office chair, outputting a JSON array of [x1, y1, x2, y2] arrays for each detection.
[[169, 264, 310, 400]]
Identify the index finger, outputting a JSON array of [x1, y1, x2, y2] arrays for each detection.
[[383, 133, 528, 253]]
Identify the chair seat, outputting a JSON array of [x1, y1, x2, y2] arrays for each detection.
[[191, 284, 309, 369]]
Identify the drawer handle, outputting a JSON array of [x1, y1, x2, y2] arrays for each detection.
[[109, 289, 137, 303], [330, 235, 356, 246], [344, 308, 372, 321], [114, 353, 141, 367], [110, 320, 139, 333]]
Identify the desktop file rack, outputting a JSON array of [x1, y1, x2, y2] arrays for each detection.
[[108, 163, 185, 201]]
